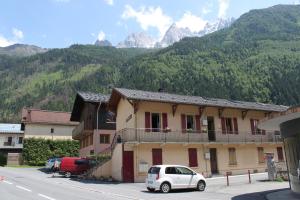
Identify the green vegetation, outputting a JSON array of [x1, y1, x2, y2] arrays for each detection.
[[0, 153, 7, 166], [22, 138, 79, 166], [0, 5, 300, 122]]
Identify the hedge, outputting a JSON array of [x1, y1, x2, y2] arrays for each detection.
[[23, 138, 79, 166], [0, 153, 7, 166]]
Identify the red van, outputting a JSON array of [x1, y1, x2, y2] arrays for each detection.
[[59, 157, 92, 178]]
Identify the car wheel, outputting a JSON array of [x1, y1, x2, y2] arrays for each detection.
[[160, 182, 171, 193], [197, 180, 206, 191], [64, 172, 71, 178], [147, 187, 155, 192]]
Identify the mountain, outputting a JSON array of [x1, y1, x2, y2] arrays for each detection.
[[1, 4, 300, 122], [117, 32, 156, 48], [156, 24, 194, 48], [0, 44, 47, 57], [198, 18, 235, 36], [94, 40, 112, 47]]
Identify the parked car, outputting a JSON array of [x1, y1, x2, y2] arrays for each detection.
[[59, 157, 93, 178], [45, 157, 61, 171], [146, 165, 206, 193]]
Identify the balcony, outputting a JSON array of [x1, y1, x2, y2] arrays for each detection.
[[117, 128, 282, 144], [72, 121, 87, 139]]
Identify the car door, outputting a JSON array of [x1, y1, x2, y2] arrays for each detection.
[[165, 167, 181, 189], [175, 167, 195, 188]]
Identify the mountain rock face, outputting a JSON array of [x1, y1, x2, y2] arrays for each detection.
[[94, 40, 112, 47], [156, 24, 193, 48], [0, 44, 47, 57], [198, 18, 235, 36], [117, 32, 156, 48]]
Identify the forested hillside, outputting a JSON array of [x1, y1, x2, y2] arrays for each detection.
[[1, 4, 300, 122]]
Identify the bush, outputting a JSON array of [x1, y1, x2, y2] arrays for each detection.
[[23, 138, 79, 166], [0, 153, 7, 166]]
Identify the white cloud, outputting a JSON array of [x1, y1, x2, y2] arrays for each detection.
[[0, 35, 14, 47], [218, 0, 230, 18], [122, 5, 173, 38], [12, 28, 24, 40], [294, 0, 300, 5], [97, 31, 106, 41], [202, 2, 213, 15], [0, 28, 24, 47], [176, 12, 207, 32], [104, 0, 113, 6]]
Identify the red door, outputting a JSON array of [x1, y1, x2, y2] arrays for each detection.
[[152, 148, 162, 165], [123, 151, 134, 182]]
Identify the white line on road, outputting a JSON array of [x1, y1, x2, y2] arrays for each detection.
[[3, 180, 13, 184], [38, 193, 56, 200], [16, 185, 32, 192]]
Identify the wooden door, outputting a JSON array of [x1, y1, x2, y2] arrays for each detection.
[[123, 151, 134, 182], [152, 148, 162, 165], [210, 148, 218, 174]]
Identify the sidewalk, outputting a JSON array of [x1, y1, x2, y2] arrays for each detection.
[[266, 189, 300, 200]]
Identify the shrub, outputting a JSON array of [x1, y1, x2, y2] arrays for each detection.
[[23, 138, 79, 166]]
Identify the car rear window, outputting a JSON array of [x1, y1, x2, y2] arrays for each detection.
[[148, 167, 160, 174], [74, 159, 89, 165]]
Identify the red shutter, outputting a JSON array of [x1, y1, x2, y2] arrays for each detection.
[[162, 113, 168, 130], [145, 112, 151, 132], [152, 149, 162, 165], [233, 118, 238, 134], [181, 114, 186, 133], [277, 147, 284, 162], [188, 148, 198, 167], [221, 117, 226, 134], [250, 119, 255, 135], [195, 115, 201, 133]]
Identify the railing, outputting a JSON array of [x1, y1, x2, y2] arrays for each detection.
[[117, 128, 282, 144], [3, 142, 14, 146], [72, 121, 85, 138]]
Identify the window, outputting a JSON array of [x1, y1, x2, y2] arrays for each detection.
[[151, 113, 161, 132], [257, 147, 265, 163], [18, 137, 23, 144], [228, 148, 237, 165], [165, 167, 178, 174], [50, 128, 54, 133], [100, 134, 110, 144], [188, 148, 198, 167], [277, 147, 284, 162], [250, 119, 265, 135], [186, 115, 195, 130], [225, 118, 233, 133], [176, 167, 194, 175]]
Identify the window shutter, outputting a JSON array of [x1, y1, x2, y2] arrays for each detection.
[[145, 112, 151, 132], [195, 115, 201, 133], [162, 113, 168, 130], [188, 148, 198, 167], [181, 114, 186, 133], [250, 119, 255, 135], [221, 117, 226, 134], [233, 118, 238, 134]]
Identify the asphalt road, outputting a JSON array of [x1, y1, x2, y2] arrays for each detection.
[[0, 167, 289, 200]]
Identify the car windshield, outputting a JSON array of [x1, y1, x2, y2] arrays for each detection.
[[148, 167, 160, 174]]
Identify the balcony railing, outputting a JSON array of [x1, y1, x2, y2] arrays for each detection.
[[117, 128, 282, 144], [72, 121, 85, 138]]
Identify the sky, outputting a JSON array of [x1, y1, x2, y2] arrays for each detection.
[[0, 0, 299, 48]]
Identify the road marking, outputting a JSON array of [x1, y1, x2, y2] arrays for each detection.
[[16, 185, 32, 192], [3, 180, 13, 185], [38, 194, 56, 200]]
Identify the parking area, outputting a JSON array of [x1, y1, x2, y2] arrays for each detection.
[[0, 167, 289, 200]]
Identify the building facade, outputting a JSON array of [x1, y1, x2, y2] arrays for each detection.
[[21, 108, 78, 140], [259, 106, 300, 195], [70, 92, 116, 157], [107, 88, 287, 182]]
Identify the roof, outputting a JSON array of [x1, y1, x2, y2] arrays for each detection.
[[21, 108, 78, 126], [77, 91, 110, 103], [70, 91, 110, 121], [110, 88, 288, 112], [259, 106, 300, 131], [0, 123, 23, 134]]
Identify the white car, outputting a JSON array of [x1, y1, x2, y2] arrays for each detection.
[[145, 165, 206, 193]]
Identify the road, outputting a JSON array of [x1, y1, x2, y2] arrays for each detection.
[[0, 167, 289, 200]]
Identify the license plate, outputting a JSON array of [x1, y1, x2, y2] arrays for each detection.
[[148, 181, 153, 184]]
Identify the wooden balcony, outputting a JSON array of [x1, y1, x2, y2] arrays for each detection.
[[72, 121, 93, 139], [117, 128, 282, 144]]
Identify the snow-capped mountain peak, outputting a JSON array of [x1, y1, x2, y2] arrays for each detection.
[[117, 32, 156, 48]]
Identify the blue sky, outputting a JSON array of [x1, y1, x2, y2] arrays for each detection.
[[0, 0, 299, 48]]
